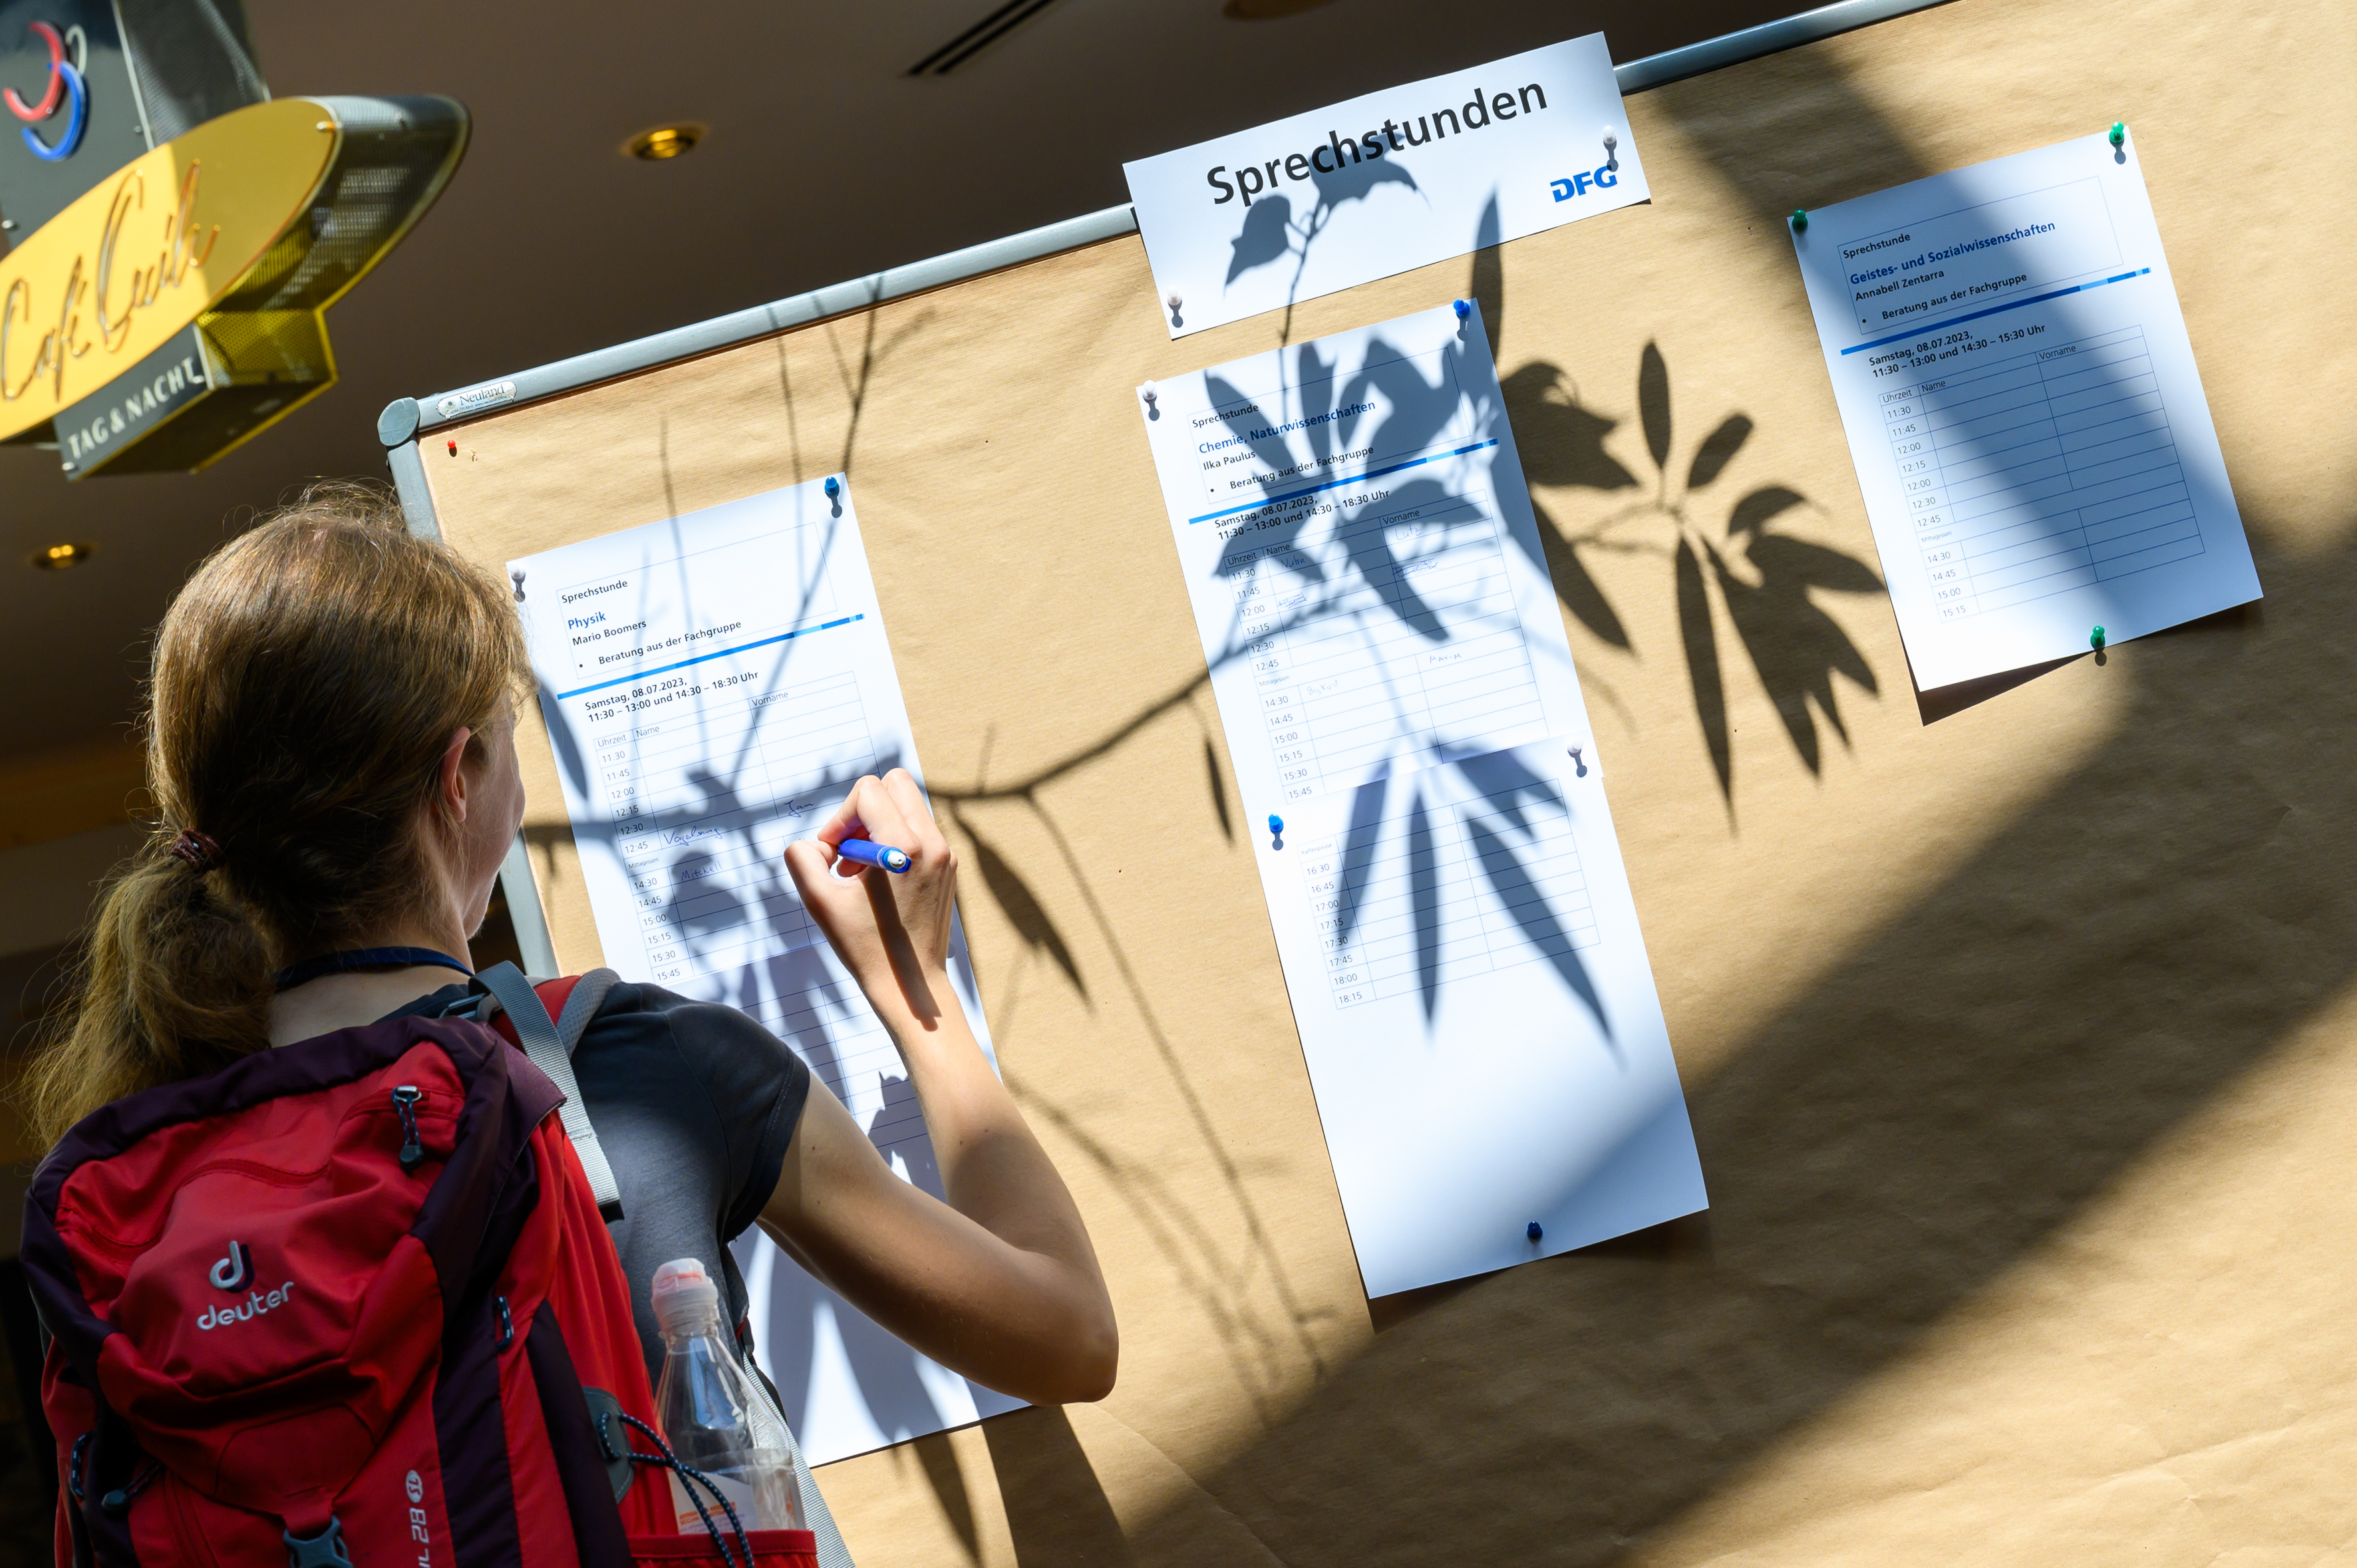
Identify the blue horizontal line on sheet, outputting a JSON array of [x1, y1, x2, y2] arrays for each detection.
[[1841, 269, 2153, 356], [1187, 439, 1501, 524], [555, 615, 867, 699]]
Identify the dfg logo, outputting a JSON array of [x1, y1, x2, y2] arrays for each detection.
[[1550, 167, 1619, 202]]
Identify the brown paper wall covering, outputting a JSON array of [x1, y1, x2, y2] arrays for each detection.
[[416, 0, 2357, 1557]]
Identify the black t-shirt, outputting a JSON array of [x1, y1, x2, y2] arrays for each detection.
[[385, 981, 812, 1386]]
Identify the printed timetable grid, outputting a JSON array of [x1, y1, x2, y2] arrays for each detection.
[[1886, 325, 2201, 617], [1301, 780, 1599, 1009], [591, 667, 938, 1156], [1230, 490, 1546, 802], [603, 670, 876, 976]]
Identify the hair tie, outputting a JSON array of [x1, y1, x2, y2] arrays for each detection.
[[167, 829, 223, 871]]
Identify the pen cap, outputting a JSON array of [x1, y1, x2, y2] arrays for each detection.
[[651, 1256, 721, 1333]]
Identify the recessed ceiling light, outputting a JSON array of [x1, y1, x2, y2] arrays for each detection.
[[31, 542, 94, 571], [625, 123, 706, 162]]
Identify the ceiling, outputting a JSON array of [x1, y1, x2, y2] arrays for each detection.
[[0, 0, 1806, 764]]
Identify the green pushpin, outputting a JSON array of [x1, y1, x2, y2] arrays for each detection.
[[1790, 208, 1808, 232], [2090, 625, 2106, 651], [2109, 122, 2125, 148]]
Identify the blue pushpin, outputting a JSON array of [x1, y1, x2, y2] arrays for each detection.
[[1452, 299, 1471, 321], [1527, 1221, 1543, 1242], [824, 476, 841, 501]]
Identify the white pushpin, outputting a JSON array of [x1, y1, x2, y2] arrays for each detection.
[[1166, 291, 1183, 311], [1568, 740, 1587, 774], [1602, 128, 1619, 171], [1139, 380, 1158, 406]]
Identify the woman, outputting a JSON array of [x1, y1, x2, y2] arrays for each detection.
[[25, 485, 1116, 1555]]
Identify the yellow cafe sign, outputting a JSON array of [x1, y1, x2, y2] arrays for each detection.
[[0, 94, 465, 476]]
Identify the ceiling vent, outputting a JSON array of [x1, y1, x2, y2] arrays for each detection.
[[906, 0, 1061, 76]]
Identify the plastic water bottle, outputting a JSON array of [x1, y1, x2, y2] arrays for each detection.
[[651, 1257, 805, 1535]]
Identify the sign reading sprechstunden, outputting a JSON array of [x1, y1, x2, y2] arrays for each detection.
[[1123, 34, 1645, 338]]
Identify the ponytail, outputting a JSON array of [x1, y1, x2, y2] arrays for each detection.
[[21, 482, 527, 1148], [29, 848, 275, 1144]]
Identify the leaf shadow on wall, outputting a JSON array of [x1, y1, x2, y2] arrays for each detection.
[[1108, 563, 2320, 1567], [1480, 219, 1887, 814], [1084, 41, 2351, 1568], [870, 183, 1890, 1552]]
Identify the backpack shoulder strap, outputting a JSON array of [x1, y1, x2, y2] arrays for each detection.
[[552, 969, 622, 1052], [471, 961, 626, 1221]]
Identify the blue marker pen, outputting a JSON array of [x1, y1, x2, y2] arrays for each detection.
[[837, 838, 913, 874]]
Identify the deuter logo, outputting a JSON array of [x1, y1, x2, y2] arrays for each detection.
[[195, 1280, 296, 1331], [1550, 166, 1619, 202], [208, 1240, 249, 1291]]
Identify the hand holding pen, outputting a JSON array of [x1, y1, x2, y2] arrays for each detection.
[[782, 770, 956, 1026]]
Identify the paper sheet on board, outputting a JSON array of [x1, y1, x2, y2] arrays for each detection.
[[1122, 34, 1647, 338], [1135, 301, 1708, 1297], [1790, 130, 2259, 689], [508, 480, 1022, 1466]]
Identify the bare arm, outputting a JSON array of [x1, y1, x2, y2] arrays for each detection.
[[758, 771, 1116, 1406]]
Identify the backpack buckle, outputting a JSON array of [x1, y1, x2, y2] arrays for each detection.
[[283, 1517, 354, 1568]]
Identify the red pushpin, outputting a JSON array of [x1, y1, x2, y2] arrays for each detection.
[[446, 439, 456, 456]]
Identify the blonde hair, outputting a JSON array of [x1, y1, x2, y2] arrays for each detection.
[[24, 482, 528, 1146]]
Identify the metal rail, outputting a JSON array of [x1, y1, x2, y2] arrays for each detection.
[[379, 0, 1955, 482]]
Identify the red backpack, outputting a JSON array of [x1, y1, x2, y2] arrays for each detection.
[[21, 965, 820, 1568]]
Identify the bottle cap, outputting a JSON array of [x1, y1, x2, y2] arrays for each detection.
[[651, 1256, 720, 1329]]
